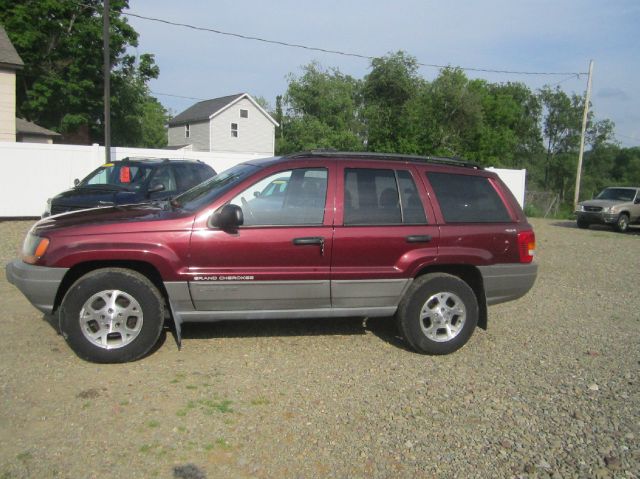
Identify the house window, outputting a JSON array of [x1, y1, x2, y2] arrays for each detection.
[[231, 123, 238, 137], [240, 109, 249, 118], [185, 123, 190, 138]]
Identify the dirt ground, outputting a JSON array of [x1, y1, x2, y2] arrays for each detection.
[[0, 218, 638, 478]]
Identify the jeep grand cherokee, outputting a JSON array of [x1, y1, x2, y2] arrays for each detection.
[[7, 151, 537, 363]]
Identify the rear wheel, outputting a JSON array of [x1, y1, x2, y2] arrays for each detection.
[[59, 268, 164, 363], [614, 213, 629, 233], [396, 273, 478, 355]]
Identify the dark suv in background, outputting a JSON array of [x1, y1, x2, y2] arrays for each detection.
[[8, 151, 537, 363], [43, 158, 216, 217]]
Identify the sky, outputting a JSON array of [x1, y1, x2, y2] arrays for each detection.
[[126, 0, 640, 147]]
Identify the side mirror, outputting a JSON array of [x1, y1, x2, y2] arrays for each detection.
[[210, 204, 244, 230], [74, 178, 80, 186], [635, 197, 640, 204], [148, 183, 165, 194]]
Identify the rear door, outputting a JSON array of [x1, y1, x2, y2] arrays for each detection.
[[331, 161, 439, 310], [188, 161, 336, 311]]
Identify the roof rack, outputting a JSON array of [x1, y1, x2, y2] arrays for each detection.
[[283, 150, 482, 169]]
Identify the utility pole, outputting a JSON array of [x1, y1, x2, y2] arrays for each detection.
[[103, 0, 111, 162], [573, 60, 594, 209]]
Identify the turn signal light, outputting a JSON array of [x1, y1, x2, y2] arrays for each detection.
[[23, 237, 50, 264], [517, 231, 535, 263]]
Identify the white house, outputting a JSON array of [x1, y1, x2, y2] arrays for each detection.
[[0, 25, 23, 142], [0, 25, 61, 144], [168, 93, 278, 155]]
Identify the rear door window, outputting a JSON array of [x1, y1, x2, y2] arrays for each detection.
[[427, 172, 511, 223], [344, 168, 427, 225]]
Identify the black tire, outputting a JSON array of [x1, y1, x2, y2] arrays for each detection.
[[576, 218, 590, 229], [614, 213, 629, 233], [396, 273, 478, 355], [59, 268, 165, 363]]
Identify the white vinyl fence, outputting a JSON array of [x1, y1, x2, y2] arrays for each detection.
[[0, 141, 527, 217], [0, 142, 269, 217]]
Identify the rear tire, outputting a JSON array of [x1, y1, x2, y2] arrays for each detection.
[[59, 268, 164, 363], [396, 273, 478, 355], [614, 213, 629, 233]]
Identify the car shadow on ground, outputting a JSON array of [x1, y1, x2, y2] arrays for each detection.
[[550, 220, 640, 235], [40, 313, 168, 358], [178, 316, 412, 352]]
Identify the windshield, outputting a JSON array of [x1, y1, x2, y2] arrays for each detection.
[[79, 163, 152, 191], [595, 188, 637, 202], [172, 163, 259, 212]]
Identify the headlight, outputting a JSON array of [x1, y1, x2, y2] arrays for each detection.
[[577, 205, 585, 212], [22, 232, 50, 264]]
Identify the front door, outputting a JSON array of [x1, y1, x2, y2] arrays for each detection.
[[188, 163, 335, 312]]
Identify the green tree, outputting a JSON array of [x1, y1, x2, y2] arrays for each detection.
[[0, 0, 165, 146], [362, 51, 423, 153], [278, 62, 363, 153]]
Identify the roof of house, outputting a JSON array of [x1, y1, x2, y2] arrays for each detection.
[[0, 25, 24, 69], [168, 93, 278, 127], [16, 118, 61, 137]]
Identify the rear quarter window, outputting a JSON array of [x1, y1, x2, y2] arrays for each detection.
[[427, 172, 511, 223]]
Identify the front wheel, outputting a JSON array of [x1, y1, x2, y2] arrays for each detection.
[[396, 273, 479, 355], [577, 218, 590, 229], [614, 213, 629, 233], [59, 268, 165, 363]]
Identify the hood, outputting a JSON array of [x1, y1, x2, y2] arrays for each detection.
[[52, 186, 143, 209], [579, 199, 628, 208], [34, 203, 191, 235]]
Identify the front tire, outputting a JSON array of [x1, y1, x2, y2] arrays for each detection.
[[396, 273, 479, 355], [614, 213, 629, 233], [59, 268, 165, 363], [577, 218, 590, 229]]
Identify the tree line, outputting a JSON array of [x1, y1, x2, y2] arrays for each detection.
[[2, 1, 638, 210], [274, 53, 639, 208]]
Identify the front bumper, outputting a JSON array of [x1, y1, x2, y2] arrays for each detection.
[[575, 211, 618, 225], [5, 260, 68, 314]]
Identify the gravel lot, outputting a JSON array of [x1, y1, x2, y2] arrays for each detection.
[[0, 218, 638, 479]]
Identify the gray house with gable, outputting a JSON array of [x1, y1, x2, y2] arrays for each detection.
[[167, 93, 278, 155]]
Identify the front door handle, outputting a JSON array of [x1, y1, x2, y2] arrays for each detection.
[[406, 235, 432, 243], [293, 237, 325, 255]]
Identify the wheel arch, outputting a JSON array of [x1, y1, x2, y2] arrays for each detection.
[[53, 260, 169, 313], [414, 264, 488, 330]]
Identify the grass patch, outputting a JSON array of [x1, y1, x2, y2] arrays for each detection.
[[185, 385, 198, 390], [250, 397, 270, 406], [147, 420, 160, 428], [16, 452, 32, 463], [215, 438, 231, 449]]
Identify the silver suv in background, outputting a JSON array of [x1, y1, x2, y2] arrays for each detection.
[[575, 187, 640, 232]]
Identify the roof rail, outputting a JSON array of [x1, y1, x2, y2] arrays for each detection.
[[283, 150, 482, 169]]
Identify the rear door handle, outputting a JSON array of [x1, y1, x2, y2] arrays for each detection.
[[406, 235, 432, 243], [293, 237, 325, 255]]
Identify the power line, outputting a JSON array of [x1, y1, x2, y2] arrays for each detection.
[[121, 11, 588, 77], [152, 91, 207, 101]]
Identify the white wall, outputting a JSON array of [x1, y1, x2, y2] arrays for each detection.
[[0, 142, 270, 217], [486, 167, 526, 208]]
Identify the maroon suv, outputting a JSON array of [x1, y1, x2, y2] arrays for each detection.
[[6, 151, 537, 363]]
